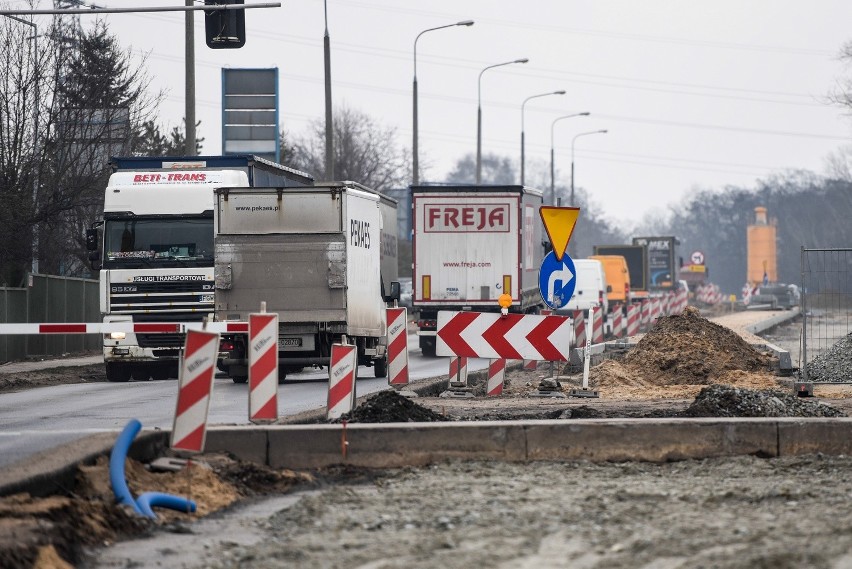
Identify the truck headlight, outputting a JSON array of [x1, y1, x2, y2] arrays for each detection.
[[109, 332, 126, 340]]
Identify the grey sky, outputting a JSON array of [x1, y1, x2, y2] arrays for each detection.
[[14, 0, 852, 225]]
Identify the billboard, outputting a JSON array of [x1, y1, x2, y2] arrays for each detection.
[[221, 68, 279, 163]]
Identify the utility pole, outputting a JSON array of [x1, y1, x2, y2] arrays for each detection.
[[185, 0, 196, 155]]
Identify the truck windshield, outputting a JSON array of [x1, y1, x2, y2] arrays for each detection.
[[102, 218, 213, 268]]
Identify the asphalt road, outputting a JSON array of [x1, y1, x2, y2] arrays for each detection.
[[0, 331, 488, 469]]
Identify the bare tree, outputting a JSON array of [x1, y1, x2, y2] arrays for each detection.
[[285, 105, 410, 192]]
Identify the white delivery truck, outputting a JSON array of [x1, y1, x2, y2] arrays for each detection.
[[213, 182, 399, 383], [87, 155, 313, 382], [410, 185, 545, 356]]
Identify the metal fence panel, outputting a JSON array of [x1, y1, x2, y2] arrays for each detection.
[[0, 274, 99, 361], [801, 247, 852, 383], [0, 288, 28, 362]]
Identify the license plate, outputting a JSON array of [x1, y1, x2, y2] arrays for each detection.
[[280, 337, 302, 348], [199, 294, 214, 303]]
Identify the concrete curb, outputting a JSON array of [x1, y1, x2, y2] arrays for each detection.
[[202, 417, 852, 469]]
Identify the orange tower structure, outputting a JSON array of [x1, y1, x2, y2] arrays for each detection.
[[747, 206, 777, 286]]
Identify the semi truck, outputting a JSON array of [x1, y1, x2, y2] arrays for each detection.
[[86, 155, 313, 382], [632, 236, 679, 293], [213, 182, 399, 382], [410, 185, 545, 357]]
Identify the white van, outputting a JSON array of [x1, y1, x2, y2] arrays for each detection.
[[555, 259, 609, 316]]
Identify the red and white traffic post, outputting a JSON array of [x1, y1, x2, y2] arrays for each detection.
[[171, 328, 220, 454], [572, 310, 586, 349], [386, 307, 409, 387], [486, 359, 506, 396], [327, 342, 357, 420], [626, 303, 640, 337], [449, 356, 469, 386], [248, 306, 278, 424]]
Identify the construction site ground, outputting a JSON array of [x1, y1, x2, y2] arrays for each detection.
[[7, 306, 852, 568]]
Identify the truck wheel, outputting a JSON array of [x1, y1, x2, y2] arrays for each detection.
[[420, 337, 436, 358], [373, 355, 388, 378], [130, 365, 151, 382], [106, 363, 131, 383], [150, 365, 170, 381]]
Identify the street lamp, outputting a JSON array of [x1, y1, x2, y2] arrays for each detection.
[[477, 57, 528, 185], [412, 19, 474, 186], [571, 129, 608, 207], [549, 113, 590, 206], [520, 90, 565, 186]]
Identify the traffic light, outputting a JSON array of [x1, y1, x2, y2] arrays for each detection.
[[204, 0, 246, 49]]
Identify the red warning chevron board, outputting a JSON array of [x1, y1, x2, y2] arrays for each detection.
[[436, 311, 574, 361]]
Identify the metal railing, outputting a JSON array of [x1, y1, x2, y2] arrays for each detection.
[[801, 247, 852, 383]]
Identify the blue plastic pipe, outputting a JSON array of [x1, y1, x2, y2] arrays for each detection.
[[136, 492, 197, 519], [109, 419, 144, 515]]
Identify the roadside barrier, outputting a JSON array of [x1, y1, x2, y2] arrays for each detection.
[[171, 329, 219, 454], [449, 356, 469, 384], [573, 310, 586, 347], [386, 307, 410, 386], [0, 321, 249, 334], [327, 343, 357, 420], [591, 305, 604, 344], [248, 311, 279, 424], [486, 359, 506, 396], [611, 305, 623, 339], [523, 359, 538, 371], [650, 297, 661, 325], [626, 303, 640, 337], [640, 300, 650, 331]]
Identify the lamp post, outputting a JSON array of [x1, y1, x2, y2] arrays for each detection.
[[323, 0, 333, 180], [413, 19, 474, 186], [477, 58, 528, 185], [571, 129, 608, 207], [520, 90, 565, 186], [549, 113, 590, 206]]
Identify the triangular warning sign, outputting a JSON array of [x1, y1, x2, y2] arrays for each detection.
[[539, 206, 580, 262]]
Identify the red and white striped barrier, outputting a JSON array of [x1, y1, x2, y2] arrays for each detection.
[[650, 297, 661, 324], [0, 321, 250, 335], [171, 329, 220, 454], [640, 300, 650, 332], [610, 305, 623, 339], [327, 343, 357, 420], [523, 359, 538, 371], [449, 356, 469, 384], [487, 358, 506, 396], [248, 312, 278, 424], [591, 305, 604, 344], [626, 303, 640, 337], [573, 310, 586, 348], [386, 307, 409, 386]]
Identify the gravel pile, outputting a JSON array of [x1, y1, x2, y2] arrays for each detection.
[[805, 332, 852, 383], [682, 384, 845, 418]]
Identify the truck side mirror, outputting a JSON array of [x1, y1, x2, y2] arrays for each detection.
[[85, 228, 98, 251], [386, 281, 401, 303], [88, 251, 101, 271]]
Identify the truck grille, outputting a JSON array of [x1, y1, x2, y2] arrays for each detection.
[[109, 280, 215, 315]]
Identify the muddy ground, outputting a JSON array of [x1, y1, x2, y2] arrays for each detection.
[[5, 309, 852, 568]]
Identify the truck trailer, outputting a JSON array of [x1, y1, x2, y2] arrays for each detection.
[[410, 185, 545, 357], [87, 155, 313, 382], [213, 182, 399, 382]]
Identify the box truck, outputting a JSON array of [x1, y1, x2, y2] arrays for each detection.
[[213, 182, 399, 382], [410, 185, 545, 357], [86, 155, 313, 382]]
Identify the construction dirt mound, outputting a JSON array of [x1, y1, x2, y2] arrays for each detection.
[[592, 306, 778, 396], [337, 390, 450, 423]]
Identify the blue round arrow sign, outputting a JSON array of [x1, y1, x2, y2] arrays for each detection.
[[538, 251, 577, 310]]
